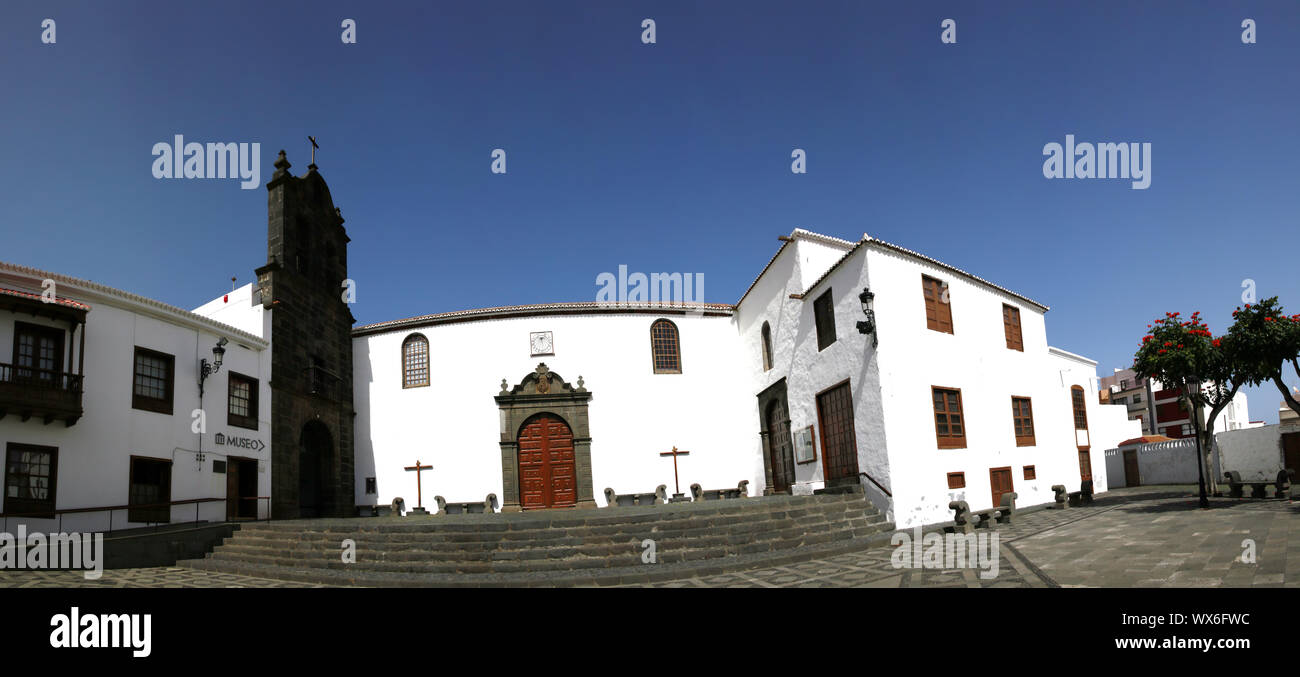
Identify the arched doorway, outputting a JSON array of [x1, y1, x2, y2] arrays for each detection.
[[517, 413, 577, 509], [299, 421, 333, 517], [766, 399, 796, 493]]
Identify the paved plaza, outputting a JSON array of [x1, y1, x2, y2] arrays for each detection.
[[1, 486, 1295, 588]]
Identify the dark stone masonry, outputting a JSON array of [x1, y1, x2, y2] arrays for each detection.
[[255, 151, 356, 519]]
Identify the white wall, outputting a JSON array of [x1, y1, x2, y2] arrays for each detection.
[[0, 270, 272, 533], [1217, 423, 1298, 481], [353, 310, 758, 509]]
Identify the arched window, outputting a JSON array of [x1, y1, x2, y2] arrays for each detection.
[[402, 334, 429, 388], [650, 319, 681, 374], [761, 322, 773, 371]]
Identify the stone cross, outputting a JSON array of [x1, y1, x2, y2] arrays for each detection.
[[404, 460, 432, 509], [659, 446, 690, 497], [308, 135, 319, 165]]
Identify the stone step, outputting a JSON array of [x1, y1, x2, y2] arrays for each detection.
[[180, 526, 898, 587], [208, 515, 889, 563], [198, 522, 892, 574], [237, 493, 868, 535], [180, 492, 891, 584], [219, 507, 883, 549]]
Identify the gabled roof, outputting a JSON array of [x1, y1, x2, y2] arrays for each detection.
[[0, 286, 91, 311], [0, 261, 267, 348], [736, 228, 1049, 312], [353, 301, 734, 337]]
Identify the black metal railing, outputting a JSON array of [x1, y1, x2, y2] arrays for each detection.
[[0, 496, 272, 534], [0, 362, 84, 417], [302, 365, 341, 401]]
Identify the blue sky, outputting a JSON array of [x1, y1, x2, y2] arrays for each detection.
[[2, 1, 1297, 421]]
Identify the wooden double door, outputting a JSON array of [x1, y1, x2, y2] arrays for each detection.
[[816, 381, 861, 486], [1123, 449, 1141, 487], [989, 467, 1014, 507], [1283, 433, 1300, 481], [766, 400, 796, 493], [517, 413, 577, 509]]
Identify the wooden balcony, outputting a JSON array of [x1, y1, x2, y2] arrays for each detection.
[[0, 363, 84, 426]]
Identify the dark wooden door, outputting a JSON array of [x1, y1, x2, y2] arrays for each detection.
[[817, 381, 860, 485], [766, 400, 796, 493], [226, 462, 240, 520], [1078, 448, 1092, 482], [989, 467, 1013, 507], [517, 414, 576, 509], [1123, 449, 1141, 487], [1283, 433, 1300, 480]]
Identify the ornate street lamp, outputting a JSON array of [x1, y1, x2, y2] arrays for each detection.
[[198, 337, 228, 396], [855, 287, 877, 347]]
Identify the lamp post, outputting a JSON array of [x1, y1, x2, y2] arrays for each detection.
[[1186, 380, 1209, 509], [855, 287, 877, 347], [198, 337, 228, 397]]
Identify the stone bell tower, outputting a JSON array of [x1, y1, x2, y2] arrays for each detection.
[[255, 150, 356, 518]]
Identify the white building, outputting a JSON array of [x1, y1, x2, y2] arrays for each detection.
[[355, 228, 1140, 528], [0, 263, 272, 533], [3, 159, 1141, 533]]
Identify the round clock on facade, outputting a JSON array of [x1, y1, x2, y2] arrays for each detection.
[[530, 331, 554, 356]]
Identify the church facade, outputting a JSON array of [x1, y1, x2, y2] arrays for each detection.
[[0, 153, 1138, 533]]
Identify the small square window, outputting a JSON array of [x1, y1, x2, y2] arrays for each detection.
[[1023, 465, 1036, 480], [947, 472, 965, 489]]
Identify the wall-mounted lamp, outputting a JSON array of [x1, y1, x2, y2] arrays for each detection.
[[198, 337, 229, 396], [855, 287, 877, 347]]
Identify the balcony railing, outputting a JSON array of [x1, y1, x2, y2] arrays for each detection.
[[0, 362, 84, 425]]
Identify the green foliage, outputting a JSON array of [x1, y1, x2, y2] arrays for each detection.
[[1132, 311, 1234, 409], [1224, 297, 1300, 386]]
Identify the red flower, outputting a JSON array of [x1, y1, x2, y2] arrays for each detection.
[[1213, 339, 1221, 347]]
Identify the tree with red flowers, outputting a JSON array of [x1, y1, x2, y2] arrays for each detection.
[[1226, 297, 1300, 419], [1133, 311, 1242, 501]]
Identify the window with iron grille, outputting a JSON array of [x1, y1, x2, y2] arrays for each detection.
[[132, 347, 174, 414], [650, 319, 681, 374], [402, 334, 429, 388], [932, 386, 966, 449], [228, 372, 258, 430], [1011, 396, 1035, 446], [4, 443, 57, 518], [813, 289, 836, 350]]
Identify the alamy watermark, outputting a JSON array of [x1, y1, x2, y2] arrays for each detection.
[[1042, 134, 1151, 190], [596, 265, 704, 305], [0, 526, 104, 580], [152, 135, 260, 189], [890, 526, 1000, 579]]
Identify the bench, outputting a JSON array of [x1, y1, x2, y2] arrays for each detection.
[[603, 485, 667, 507], [434, 493, 498, 515], [946, 492, 1016, 534], [1068, 480, 1094, 507], [1224, 471, 1289, 499], [689, 480, 750, 501]]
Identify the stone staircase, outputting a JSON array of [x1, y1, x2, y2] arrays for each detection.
[[179, 491, 893, 586]]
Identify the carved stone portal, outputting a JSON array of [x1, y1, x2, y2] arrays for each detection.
[[494, 363, 596, 511]]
